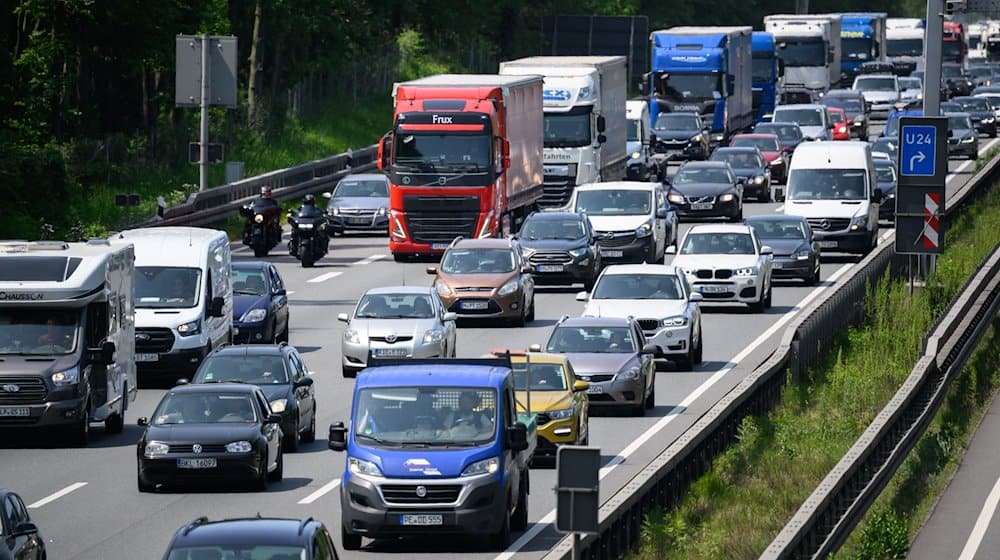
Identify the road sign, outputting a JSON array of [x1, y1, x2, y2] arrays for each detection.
[[899, 125, 936, 177], [175, 36, 238, 108], [896, 116, 946, 256], [556, 446, 600, 534], [189, 142, 224, 164], [896, 188, 945, 254]]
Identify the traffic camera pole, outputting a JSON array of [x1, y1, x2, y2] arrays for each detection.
[[922, 0, 944, 278], [199, 34, 210, 192]]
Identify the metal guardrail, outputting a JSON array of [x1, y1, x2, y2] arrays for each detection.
[[542, 153, 1000, 560]]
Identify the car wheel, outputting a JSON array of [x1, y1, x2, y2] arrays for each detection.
[[764, 282, 773, 309], [490, 507, 512, 551], [268, 447, 284, 482], [71, 404, 90, 447], [105, 410, 124, 434], [301, 407, 316, 443], [675, 345, 694, 371], [284, 420, 300, 452], [511, 477, 529, 531], [749, 291, 766, 313], [342, 525, 363, 551], [137, 466, 154, 493], [526, 296, 535, 322], [342, 365, 357, 378], [631, 397, 647, 417], [807, 264, 821, 286], [257, 452, 270, 491], [693, 326, 704, 365], [393, 253, 408, 263], [580, 420, 589, 445], [644, 380, 656, 409], [276, 321, 289, 343]]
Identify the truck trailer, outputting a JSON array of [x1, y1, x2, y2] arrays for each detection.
[[764, 14, 843, 102], [840, 13, 888, 87]]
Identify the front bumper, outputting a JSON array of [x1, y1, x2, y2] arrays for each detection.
[[948, 139, 978, 158], [814, 229, 873, 253], [526, 258, 596, 286], [595, 235, 655, 264], [642, 324, 692, 356], [342, 339, 447, 373], [0, 393, 87, 429], [135, 346, 208, 376], [535, 415, 579, 456], [973, 119, 997, 135], [442, 290, 525, 320], [674, 197, 740, 219], [138, 452, 264, 487], [685, 273, 764, 303], [771, 256, 815, 280], [574, 374, 645, 408], [232, 320, 274, 344], [329, 213, 390, 233]]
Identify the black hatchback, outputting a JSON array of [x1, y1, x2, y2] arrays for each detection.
[[516, 211, 602, 290], [0, 489, 44, 560], [161, 516, 339, 560]]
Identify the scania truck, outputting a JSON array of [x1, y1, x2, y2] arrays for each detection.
[[499, 56, 627, 208], [0, 239, 137, 445], [840, 13, 888, 87], [764, 14, 843, 102], [752, 31, 783, 122], [380, 74, 544, 260], [647, 26, 754, 146], [886, 18, 925, 76]]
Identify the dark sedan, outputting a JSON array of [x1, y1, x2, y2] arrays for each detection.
[[945, 112, 979, 159], [322, 173, 390, 235], [232, 261, 289, 344], [161, 516, 339, 560], [517, 211, 602, 290], [744, 214, 821, 284], [874, 157, 897, 222], [665, 161, 743, 222], [709, 147, 771, 201], [952, 96, 998, 137], [871, 137, 899, 166], [751, 122, 802, 159], [650, 112, 710, 172], [189, 344, 317, 451], [0, 489, 44, 560], [137, 383, 283, 492]]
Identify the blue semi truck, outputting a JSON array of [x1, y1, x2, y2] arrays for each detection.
[[752, 31, 783, 123], [647, 26, 754, 146], [840, 12, 888, 87]]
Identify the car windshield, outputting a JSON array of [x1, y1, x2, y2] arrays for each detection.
[[232, 268, 268, 296], [394, 132, 491, 173], [755, 125, 800, 142], [654, 114, 700, 131], [823, 97, 864, 112], [136, 267, 201, 309], [546, 326, 636, 354], [355, 293, 436, 319], [898, 78, 922, 90], [680, 232, 756, 255], [748, 219, 807, 239], [978, 94, 1000, 107], [353, 387, 497, 446], [788, 169, 868, 200], [195, 354, 290, 385], [165, 545, 306, 560], [942, 65, 963, 78], [512, 362, 568, 392], [520, 218, 586, 241], [970, 67, 993, 79], [441, 248, 515, 274], [884, 116, 904, 136], [711, 151, 763, 168], [958, 98, 990, 111], [153, 393, 257, 425], [875, 164, 897, 182], [0, 309, 80, 355], [575, 189, 651, 215], [673, 167, 734, 184], [593, 273, 683, 300], [335, 179, 388, 198], [855, 77, 897, 92], [948, 115, 973, 129], [773, 108, 823, 126]]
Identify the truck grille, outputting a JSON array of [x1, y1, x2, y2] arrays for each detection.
[[0, 376, 47, 405], [135, 328, 175, 353], [807, 218, 851, 232], [529, 251, 573, 264], [637, 319, 660, 331], [402, 195, 479, 245], [380, 484, 462, 504], [540, 176, 574, 208], [596, 231, 637, 248]]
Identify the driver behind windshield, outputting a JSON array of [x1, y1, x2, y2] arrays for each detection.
[[443, 391, 491, 431], [37, 314, 75, 348]]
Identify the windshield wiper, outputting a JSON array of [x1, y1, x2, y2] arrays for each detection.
[[356, 433, 401, 446], [234, 290, 262, 296]]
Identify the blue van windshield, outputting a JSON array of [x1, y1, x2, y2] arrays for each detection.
[[354, 387, 497, 447]]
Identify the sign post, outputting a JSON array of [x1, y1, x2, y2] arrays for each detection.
[[556, 446, 601, 560], [896, 116, 947, 294]]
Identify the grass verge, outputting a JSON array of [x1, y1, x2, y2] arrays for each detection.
[[631, 184, 1000, 560]]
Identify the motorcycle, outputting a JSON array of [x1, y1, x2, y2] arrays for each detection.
[[239, 201, 282, 257], [287, 208, 330, 268]]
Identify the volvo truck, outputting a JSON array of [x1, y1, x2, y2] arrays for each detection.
[[840, 13, 888, 87], [765, 14, 843, 102]]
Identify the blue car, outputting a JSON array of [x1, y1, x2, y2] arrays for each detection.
[[231, 261, 289, 344]]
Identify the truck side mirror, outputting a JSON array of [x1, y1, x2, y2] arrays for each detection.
[[597, 115, 607, 133], [778, 58, 785, 77], [597, 134, 607, 144], [98, 341, 116, 365], [727, 75, 735, 93], [507, 422, 528, 451], [378, 132, 391, 170], [209, 296, 225, 317], [328, 421, 347, 451]]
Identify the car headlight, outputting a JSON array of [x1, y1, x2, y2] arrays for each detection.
[[662, 315, 688, 327], [631, 150, 642, 159], [794, 249, 812, 260], [635, 222, 653, 238], [226, 440, 253, 453], [423, 329, 444, 344], [254, 214, 264, 224], [618, 367, 641, 380], [298, 222, 314, 230], [51, 366, 80, 386], [962, 136, 975, 143], [719, 193, 735, 202], [668, 193, 685, 204], [710, 133, 724, 142], [177, 320, 201, 337], [328, 207, 341, 216], [240, 308, 267, 323], [548, 408, 575, 420], [344, 329, 361, 344], [435, 280, 453, 298], [985, 117, 995, 124], [735, 266, 759, 277], [461, 457, 499, 477], [377, 207, 387, 215], [849, 215, 868, 231], [497, 279, 520, 296], [349, 457, 383, 476], [521, 246, 536, 257], [691, 134, 705, 144], [269, 399, 287, 413], [144, 441, 169, 458], [569, 247, 589, 258], [752, 176, 765, 185]]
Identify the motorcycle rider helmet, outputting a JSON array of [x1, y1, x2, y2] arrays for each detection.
[[303, 194, 316, 206], [261, 186, 273, 199]]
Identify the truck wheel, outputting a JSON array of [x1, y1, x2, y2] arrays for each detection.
[[105, 411, 124, 434], [342, 526, 362, 551], [490, 509, 512, 551], [512, 478, 529, 531]]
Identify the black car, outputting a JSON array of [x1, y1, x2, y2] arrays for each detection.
[[232, 261, 290, 344], [189, 343, 317, 451], [744, 214, 821, 285], [942, 63, 973, 97], [940, 101, 962, 113], [874, 157, 897, 222], [161, 516, 339, 560], [0, 489, 44, 560], [650, 112, 710, 172], [709, 147, 770, 201], [137, 383, 283, 492], [820, 89, 870, 140], [952, 96, 998, 137], [945, 112, 979, 159], [752, 121, 804, 155], [516, 211, 601, 290], [665, 161, 743, 221]]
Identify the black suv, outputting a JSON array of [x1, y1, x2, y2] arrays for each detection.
[[516, 211, 601, 290], [186, 343, 317, 451], [0, 489, 44, 560], [161, 516, 339, 560]]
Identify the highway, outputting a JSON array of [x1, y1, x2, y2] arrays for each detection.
[[2, 130, 997, 560]]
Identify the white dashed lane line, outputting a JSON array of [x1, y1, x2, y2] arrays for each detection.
[[28, 482, 88, 509], [353, 254, 386, 266], [298, 479, 341, 505], [306, 272, 343, 283]]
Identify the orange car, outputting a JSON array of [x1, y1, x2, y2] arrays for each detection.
[[827, 106, 850, 141]]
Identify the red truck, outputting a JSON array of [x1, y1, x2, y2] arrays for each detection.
[[943, 21, 967, 66], [379, 74, 545, 259]]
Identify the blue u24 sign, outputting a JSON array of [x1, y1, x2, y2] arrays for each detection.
[[900, 125, 936, 177]]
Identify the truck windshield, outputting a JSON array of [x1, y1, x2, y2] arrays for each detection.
[[0, 309, 80, 355], [752, 56, 775, 82], [777, 38, 827, 66], [656, 72, 721, 101], [654, 113, 700, 131], [887, 38, 923, 56], [135, 267, 201, 309], [544, 107, 591, 148], [575, 189, 651, 215], [546, 326, 636, 353], [842, 37, 874, 61], [354, 387, 497, 446], [593, 274, 683, 300], [943, 40, 963, 60], [787, 169, 868, 200], [394, 133, 491, 172]]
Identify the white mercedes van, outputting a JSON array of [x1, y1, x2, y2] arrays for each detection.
[[783, 142, 882, 255], [111, 227, 233, 377]]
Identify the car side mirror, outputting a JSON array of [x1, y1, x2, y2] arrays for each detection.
[[655, 208, 667, 219], [328, 421, 347, 451], [690, 292, 704, 302], [528, 343, 542, 352], [176, 378, 190, 386], [273, 288, 287, 297], [209, 296, 225, 317], [521, 264, 534, 274], [575, 291, 588, 301], [99, 341, 116, 365], [573, 380, 590, 392], [337, 312, 349, 323], [641, 343, 659, 355], [426, 266, 438, 275], [137, 417, 149, 426], [13, 521, 39, 537], [665, 246, 677, 255], [266, 413, 282, 424], [443, 312, 458, 322], [322, 192, 332, 199], [872, 187, 884, 202], [294, 376, 315, 388], [507, 422, 529, 451], [761, 245, 774, 255]]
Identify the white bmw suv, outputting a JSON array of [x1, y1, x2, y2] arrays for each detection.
[[667, 224, 773, 312], [576, 264, 704, 370]]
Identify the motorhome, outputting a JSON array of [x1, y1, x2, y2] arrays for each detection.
[[0, 239, 137, 445]]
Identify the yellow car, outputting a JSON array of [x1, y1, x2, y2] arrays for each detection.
[[491, 349, 590, 458]]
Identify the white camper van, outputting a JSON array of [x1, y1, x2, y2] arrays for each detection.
[[111, 227, 232, 377], [0, 239, 137, 445], [783, 141, 882, 255]]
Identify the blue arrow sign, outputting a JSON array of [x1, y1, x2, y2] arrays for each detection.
[[900, 124, 936, 177]]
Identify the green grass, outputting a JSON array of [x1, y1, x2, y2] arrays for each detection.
[[631, 185, 1000, 560]]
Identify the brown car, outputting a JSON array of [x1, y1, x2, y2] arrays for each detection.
[[427, 237, 536, 325]]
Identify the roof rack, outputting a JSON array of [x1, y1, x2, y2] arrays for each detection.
[[366, 353, 513, 370], [298, 516, 314, 535], [181, 516, 209, 536]]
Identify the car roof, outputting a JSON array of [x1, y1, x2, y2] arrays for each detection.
[[774, 104, 826, 111], [506, 352, 569, 366], [823, 89, 864, 98], [946, 111, 973, 119], [576, 181, 657, 191], [756, 122, 800, 127], [745, 213, 807, 223], [169, 517, 320, 548], [450, 237, 516, 249], [208, 344, 288, 357], [601, 263, 685, 276], [526, 211, 585, 221], [357, 363, 511, 389], [679, 161, 731, 169], [232, 261, 271, 269], [364, 285, 433, 295], [167, 383, 261, 395], [557, 315, 635, 328], [338, 173, 387, 182], [657, 111, 699, 117], [713, 146, 760, 153], [686, 224, 754, 235], [734, 133, 780, 139]]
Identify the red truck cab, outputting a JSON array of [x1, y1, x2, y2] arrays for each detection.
[[943, 21, 967, 66]]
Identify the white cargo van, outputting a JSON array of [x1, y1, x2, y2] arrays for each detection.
[[111, 227, 232, 377], [783, 141, 882, 255], [626, 99, 653, 180]]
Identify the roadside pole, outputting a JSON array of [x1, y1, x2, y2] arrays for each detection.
[[923, 0, 944, 278], [199, 34, 210, 193]]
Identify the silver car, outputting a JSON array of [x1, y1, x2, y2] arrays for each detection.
[[338, 286, 457, 377], [322, 173, 390, 235]]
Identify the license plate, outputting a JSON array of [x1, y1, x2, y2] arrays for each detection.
[[400, 514, 443, 526], [536, 264, 564, 273], [374, 347, 408, 357], [690, 203, 713, 211], [772, 261, 784, 269], [601, 250, 624, 257], [698, 285, 728, 293], [460, 301, 489, 310], [818, 240, 838, 248], [136, 353, 159, 362], [0, 407, 29, 417], [177, 458, 217, 469], [543, 165, 570, 176], [347, 217, 369, 225], [431, 243, 450, 250], [587, 385, 604, 394]]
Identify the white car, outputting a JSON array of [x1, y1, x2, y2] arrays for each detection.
[[667, 224, 774, 312], [576, 264, 703, 369]]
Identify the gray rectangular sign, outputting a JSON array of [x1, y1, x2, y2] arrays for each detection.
[[556, 446, 601, 534], [176, 35, 238, 108]]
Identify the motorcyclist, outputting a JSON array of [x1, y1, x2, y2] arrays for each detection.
[[242, 186, 282, 249], [288, 194, 329, 257]]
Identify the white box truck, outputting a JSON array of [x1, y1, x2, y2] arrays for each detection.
[[765, 14, 843, 102], [499, 56, 628, 208]]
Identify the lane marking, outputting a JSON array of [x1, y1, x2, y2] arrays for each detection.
[[957, 471, 1000, 560], [28, 482, 88, 509], [775, 204, 784, 212], [233, 246, 250, 254], [298, 479, 341, 505], [353, 254, 385, 266], [307, 272, 343, 284], [494, 261, 857, 560], [286, 291, 296, 295]]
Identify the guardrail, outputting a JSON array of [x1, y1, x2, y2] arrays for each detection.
[[542, 153, 1000, 560]]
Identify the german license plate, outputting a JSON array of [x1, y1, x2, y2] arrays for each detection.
[[136, 353, 159, 362], [699, 285, 728, 293], [460, 301, 489, 310], [431, 243, 450, 250], [536, 264, 564, 272], [177, 458, 217, 469], [347, 217, 369, 225], [0, 407, 29, 417], [400, 514, 443, 526], [587, 385, 604, 394], [374, 347, 408, 357], [818, 240, 838, 248], [690, 203, 713, 211], [601, 250, 624, 257]]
